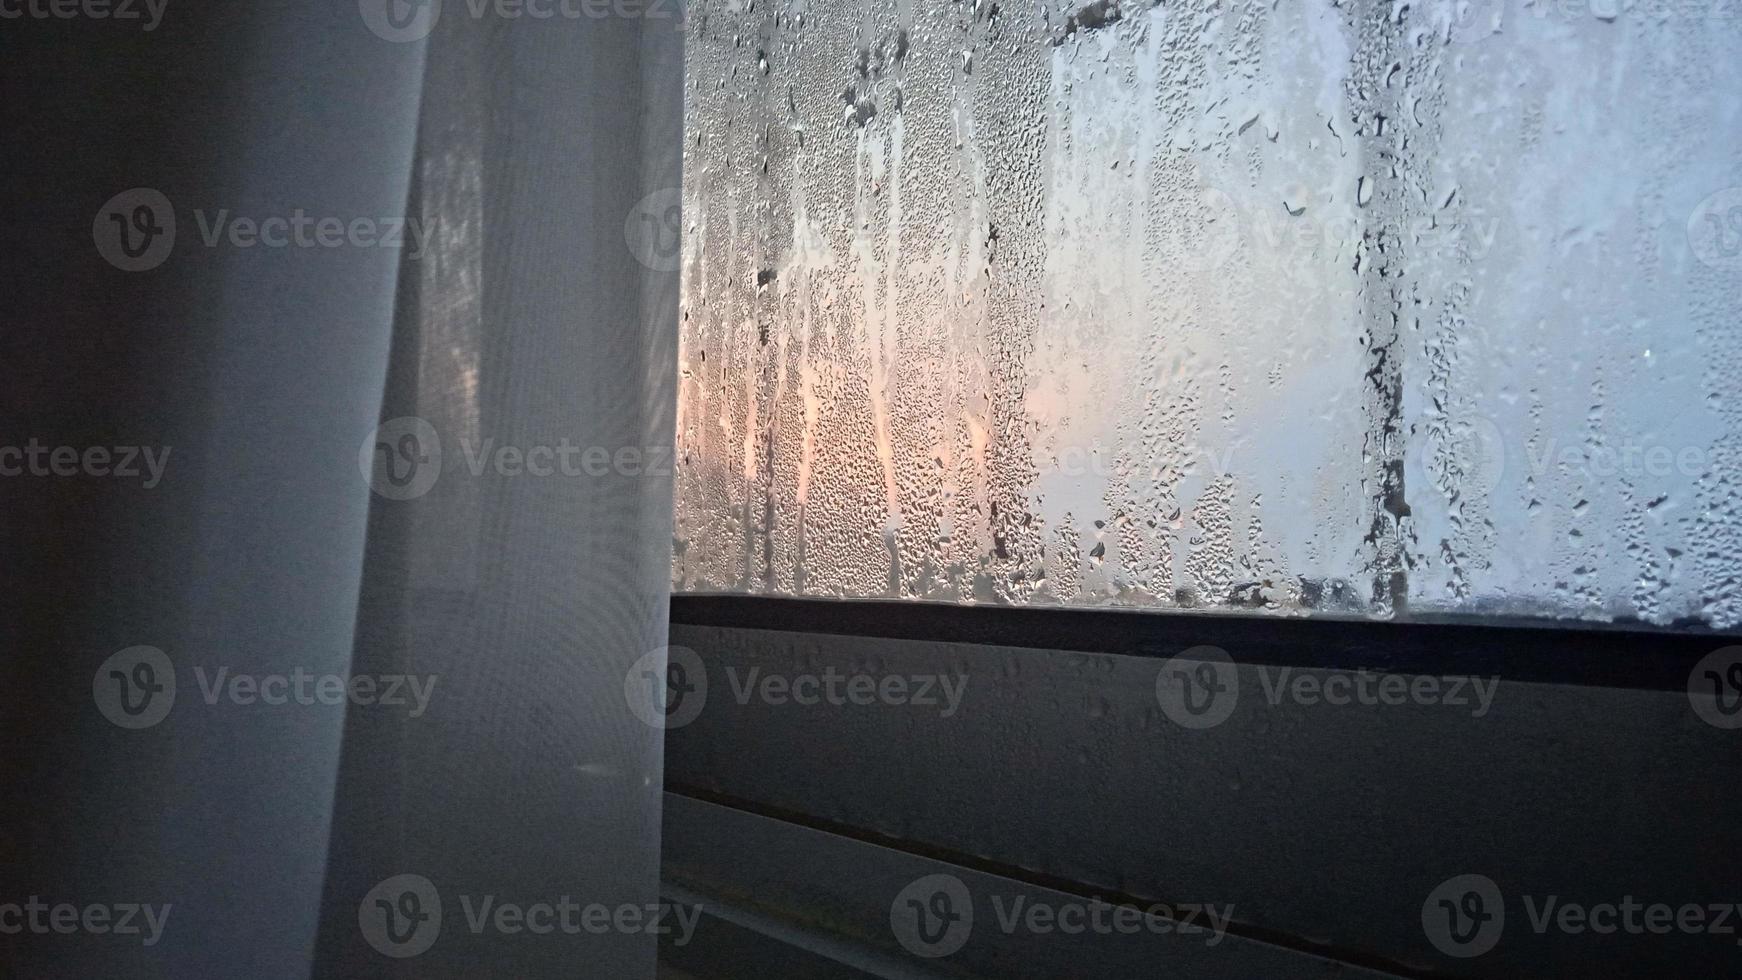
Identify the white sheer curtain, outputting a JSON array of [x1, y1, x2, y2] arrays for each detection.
[[1, 4, 681, 977]]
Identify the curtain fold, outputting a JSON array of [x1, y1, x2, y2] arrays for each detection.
[[315, 8, 684, 978], [2, 4, 680, 977]]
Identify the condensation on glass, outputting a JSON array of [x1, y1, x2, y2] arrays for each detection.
[[673, 0, 1742, 627]]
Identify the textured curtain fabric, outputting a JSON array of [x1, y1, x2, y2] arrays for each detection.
[[313, 8, 684, 979], [1, 5, 680, 978]]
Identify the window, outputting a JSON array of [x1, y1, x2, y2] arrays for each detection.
[[672, 0, 1742, 627]]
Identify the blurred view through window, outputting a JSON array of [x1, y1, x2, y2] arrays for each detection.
[[672, 0, 1742, 627]]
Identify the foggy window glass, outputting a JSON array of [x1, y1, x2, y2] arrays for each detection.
[[672, 0, 1742, 627]]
